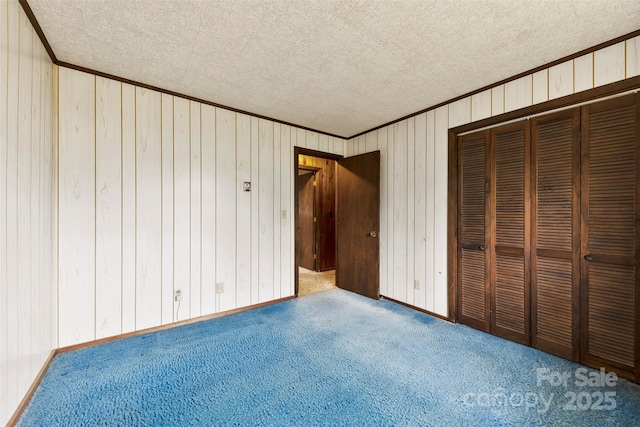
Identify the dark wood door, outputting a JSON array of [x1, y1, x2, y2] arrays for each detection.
[[297, 171, 316, 271], [531, 109, 581, 361], [336, 151, 380, 299], [580, 94, 639, 381], [457, 130, 490, 332], [490, 122, 531, 345]]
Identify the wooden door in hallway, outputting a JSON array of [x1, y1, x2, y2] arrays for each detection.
[[337, 151, 380, 299], [296, 171, 316, 271]]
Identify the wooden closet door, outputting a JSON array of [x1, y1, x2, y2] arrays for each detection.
[[531, 109, 581, 361], [580, 94, 639, 380], [458, 130, 491, 332], [491, 122, 530, 345]]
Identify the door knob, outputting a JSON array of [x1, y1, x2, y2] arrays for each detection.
[[478, 245, 486, 251], [584, 254, 594, 261], [369, 231, 378, 237]]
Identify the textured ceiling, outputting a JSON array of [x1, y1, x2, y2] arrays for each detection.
[[27, 0, 640, 138]]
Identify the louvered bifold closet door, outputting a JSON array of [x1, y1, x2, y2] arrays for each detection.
[[531, 109, 581, 361], [490, 122, 531, 345], [580, 94, 640, 381], [458, 130, 491, 332]]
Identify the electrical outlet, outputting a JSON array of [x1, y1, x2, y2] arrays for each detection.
[[414, 279, 421, 290], [174, 289, 182, 302], [216, 282, 225, 294]]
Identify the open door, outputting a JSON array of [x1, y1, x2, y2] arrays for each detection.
[[296, 171, 316, 271], [336, 151, 380, 299]]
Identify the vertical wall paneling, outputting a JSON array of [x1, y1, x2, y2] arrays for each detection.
[[425, 110, 436, 311], [532, 69, 549, 105], [306, 130, 319, 151], [491, 85, 505, 116], [296, 128, 306, 149], [121, 83, 136, 332], [358, 135, 366, 154], [574, 53, 594, 93], [216, 108, 237, 311], [273, 124, 282, 299], [0, 0, 8, 419], [160, 94, 174, 324], [44, 46, 55, 352], [95, 76, 122, 338], [377, 128, 388, 296], [392, 121, 408, 301], [433, 106, 449, 315], [173, 97, 190, 320], [250, 116, 260, 305], [30, 30, 42, 361], [135, 88, 162, 329], [414, 113, 427, 309], [326, 136, 334, 154], [17, 11, 33, 387], [504, 75, 533, 112], [471, 89, 492, 122], [345, 133, 354, 157], [594, 42, 625, 87], [58, 68, 96, 346], [47, 52, 56, 351], [5, 1, 20, 412], [258, 119, 274, 303], [386, 127, 394, 299], [280, 124, 292, 298], [1, 3, 55, 422], [448, 97, 472, 128], [319, 133, 329, 153], [628, 36, 640, 78], [200, 104, 216, 314], [365, 131, 377, 153], [289, 127, 298, 295], [407, 118, 416, 304], [548, 60, 574, 100], [189, 101, 202, 317]]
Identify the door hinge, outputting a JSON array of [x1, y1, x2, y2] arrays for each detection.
[[314, 216, 317, 222], [313, 253, 317, 259], [313, 180, 317, 186]]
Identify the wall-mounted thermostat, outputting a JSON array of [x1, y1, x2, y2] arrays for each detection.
[[243, 182, 251, 192]]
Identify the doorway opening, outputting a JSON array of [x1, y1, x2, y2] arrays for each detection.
[[296, 150, 339, 297], [294, 146, 381, 300]]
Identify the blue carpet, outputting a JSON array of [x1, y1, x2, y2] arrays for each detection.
[[18, 289, 640, 426]]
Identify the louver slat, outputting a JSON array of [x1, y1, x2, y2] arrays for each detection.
[[458, 131, 489, 331], [581, 95, 638, 378], [531, 110, 580, 361], [491, 122, 530, 345]]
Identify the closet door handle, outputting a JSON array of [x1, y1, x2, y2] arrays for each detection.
[[478, 245, 486, 251], [584, 254, 594, 261]]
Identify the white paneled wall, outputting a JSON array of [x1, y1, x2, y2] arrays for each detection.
[[57, 67, 346, 347], [0, 0, 56, 424], [351, 34, 640, 317], [2, 3, 639, 421]]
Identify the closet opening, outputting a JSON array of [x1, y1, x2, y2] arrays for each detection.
[[449, 91, 640, 383]]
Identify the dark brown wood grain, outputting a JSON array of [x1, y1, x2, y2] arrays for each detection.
[[635, 92, 640, 384], [336, 151, 380, 299], [456, 130, 490, 332], [580, 94, 638, 380], [299, 155, 337, 271], [296, 171, 316, 271], [449, 91, 640, 383], [294, 148, 343, 294], [448, 130, 459, 321], [490, 121, 531, 346], [531, 108, 580, 361]]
